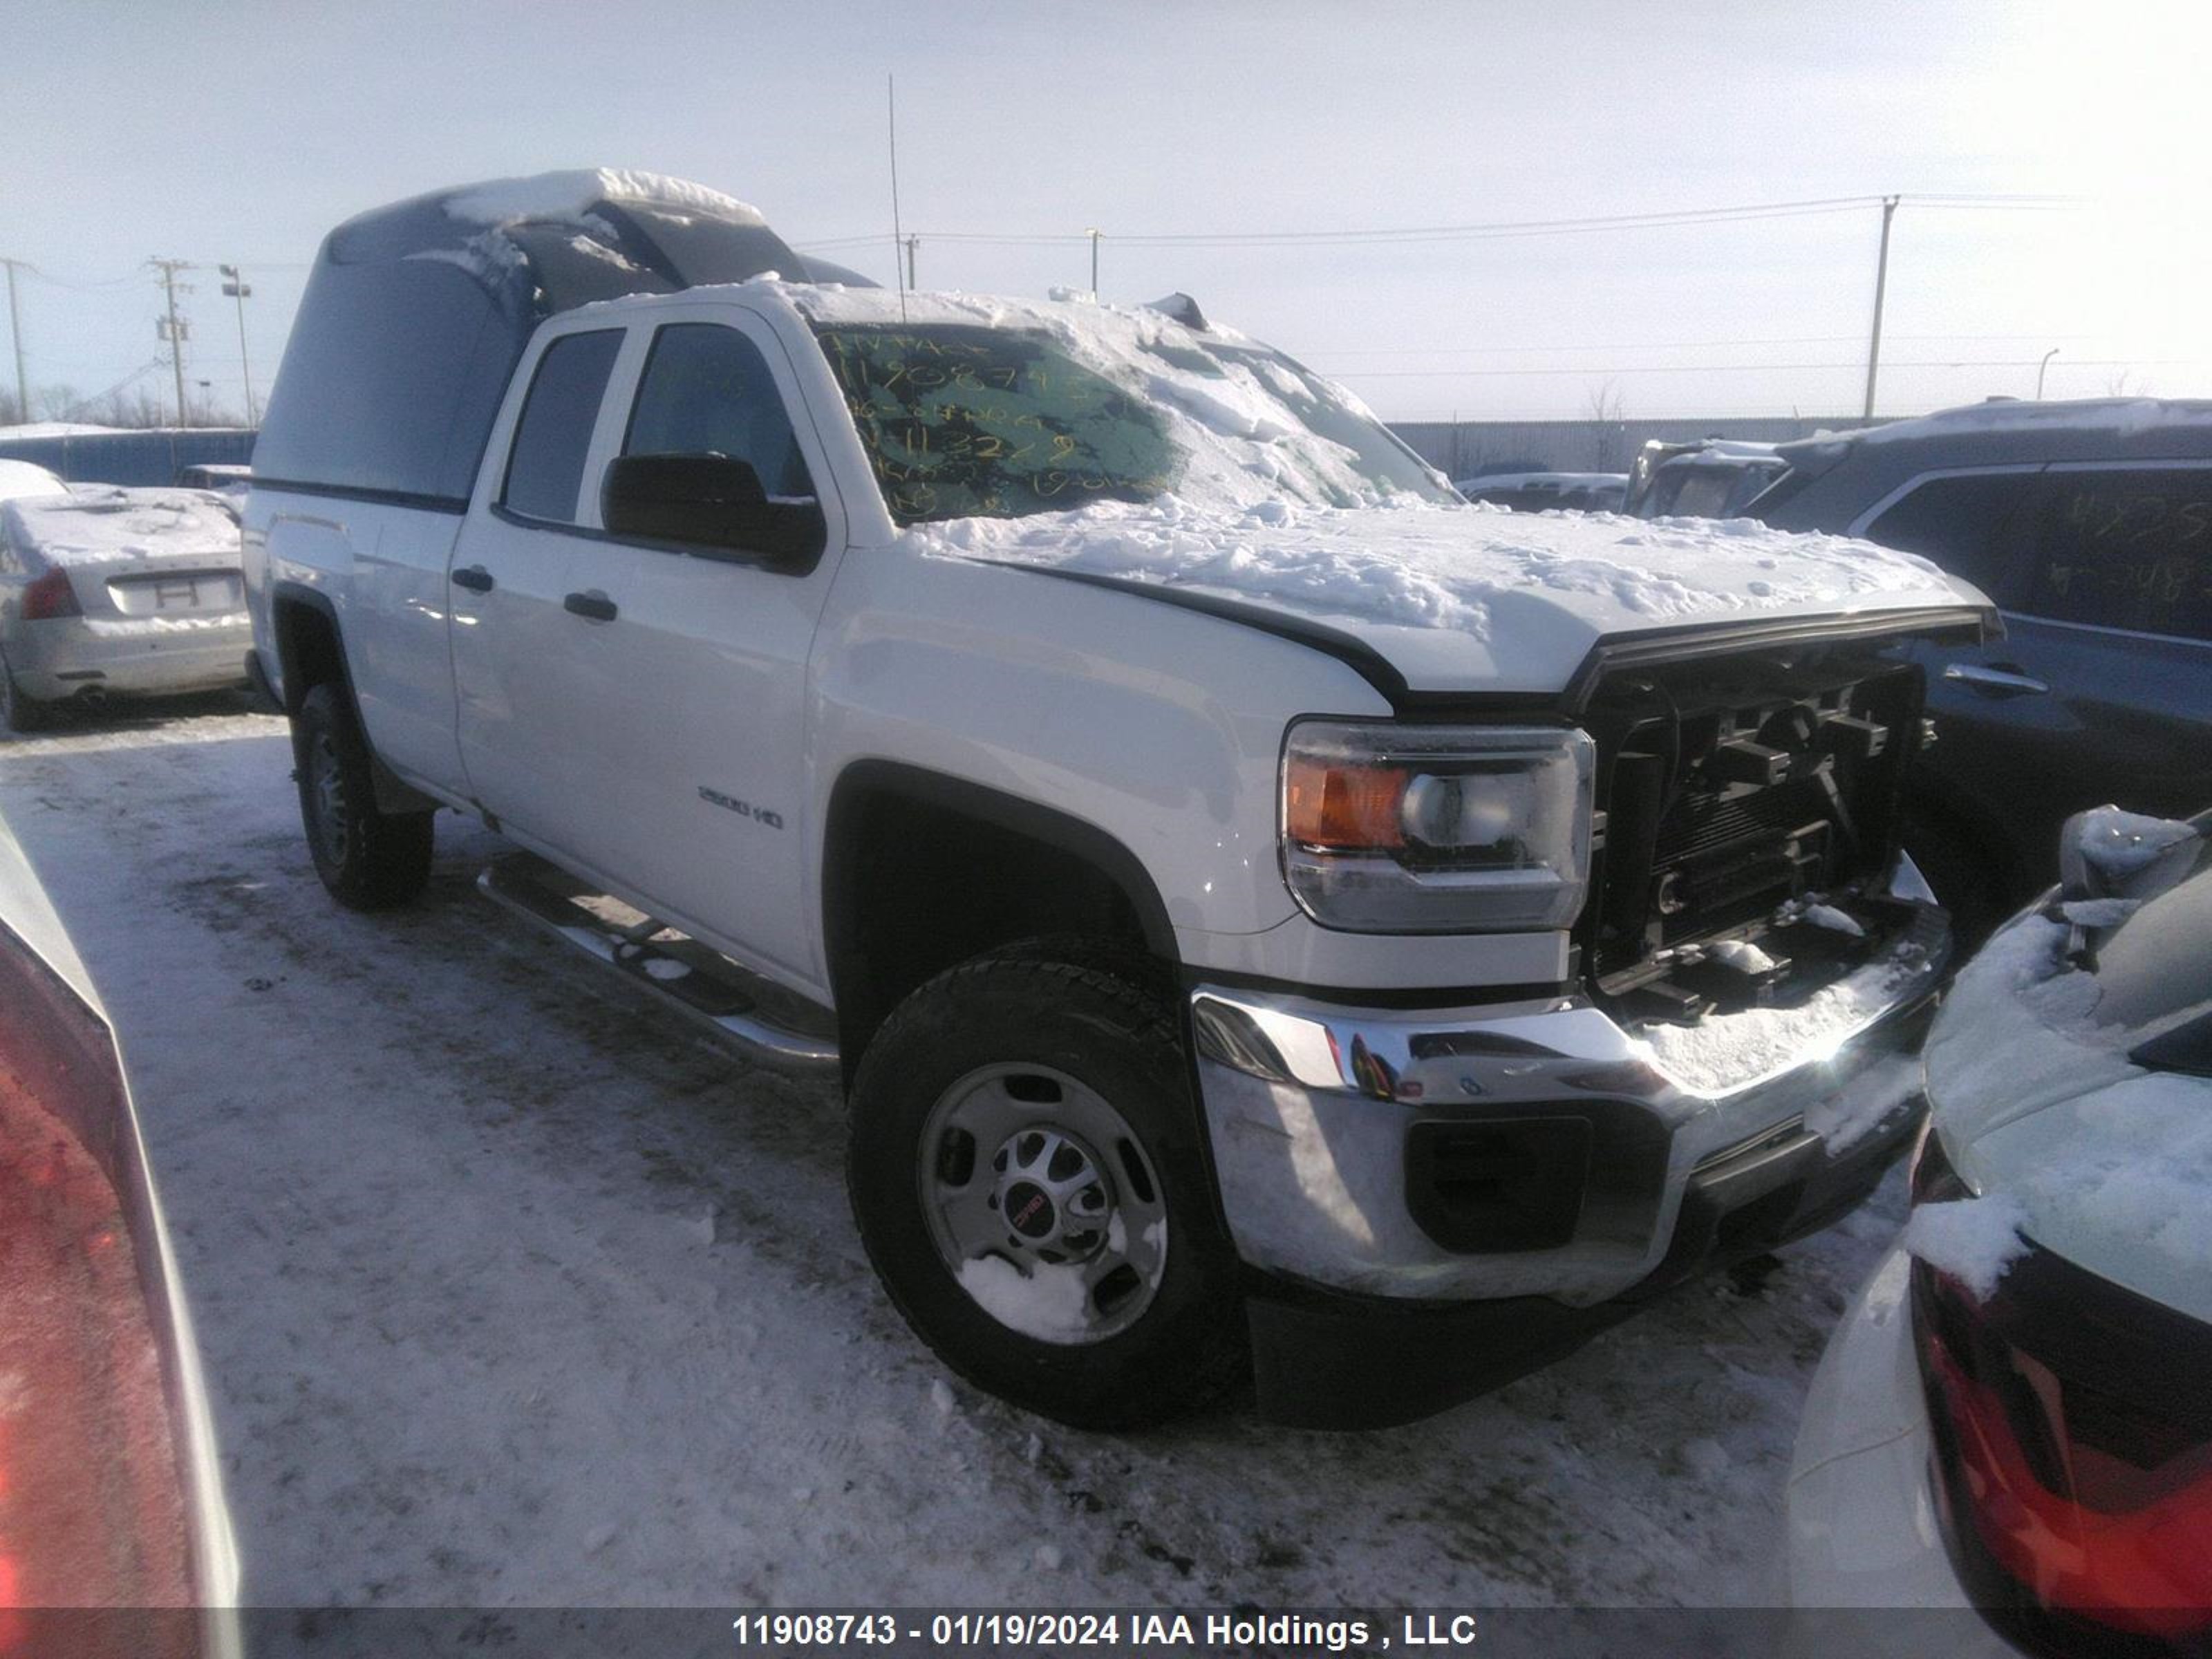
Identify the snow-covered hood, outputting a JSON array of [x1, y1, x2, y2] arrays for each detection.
[[921, 498, 1989, 695], [1922, 818, 2212, 1323]]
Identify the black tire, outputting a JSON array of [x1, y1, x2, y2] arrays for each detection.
[[847, 944, 1246, 1429], [0, 655, 52, 734], [292, 681, 434, 910]]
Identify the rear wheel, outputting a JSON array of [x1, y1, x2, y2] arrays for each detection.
[[0, 654, 52, 734], [292, 682, 433, 910], [847, 945, 1246, 1428]]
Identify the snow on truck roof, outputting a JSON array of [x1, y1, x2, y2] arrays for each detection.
[[3, 487, 238, 566], [438, 169, 772, 229]]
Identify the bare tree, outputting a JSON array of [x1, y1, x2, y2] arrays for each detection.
[[1584, 378, 1627, 470], [2104, 369, 2153, 398]]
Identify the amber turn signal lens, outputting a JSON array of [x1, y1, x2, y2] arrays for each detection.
[[1284, 756, 1408, 850]]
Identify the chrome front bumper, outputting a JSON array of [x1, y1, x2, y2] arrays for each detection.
[[1190, 892, 1948, 1306]]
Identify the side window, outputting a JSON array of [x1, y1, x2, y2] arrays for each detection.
[[1863, 471, 2041, 599], [2021, 469, 2212, 642], [1665, 469, 1738, 518], [501, 329, 624, 523], [623, 324, 814, 499]]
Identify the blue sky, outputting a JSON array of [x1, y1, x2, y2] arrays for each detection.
[[10, 0, 2209, 424]]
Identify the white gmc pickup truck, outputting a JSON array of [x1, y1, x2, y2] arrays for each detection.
[[244, 173, 1994, 1428]]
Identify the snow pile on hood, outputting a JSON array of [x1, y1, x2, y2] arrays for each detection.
[[1, 487, 238, 566], [1926, 907, 2212, 1322], [442, 169, 766, 229], [919, 497, 1968, 640], [780, 285, 1983, 691]]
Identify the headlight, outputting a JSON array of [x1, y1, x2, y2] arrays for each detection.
[[1280, 721, 1595, 933]]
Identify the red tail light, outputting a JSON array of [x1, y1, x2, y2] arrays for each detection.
[[19, 569, 79, 621], [1912, 1251, 2212, 1651]]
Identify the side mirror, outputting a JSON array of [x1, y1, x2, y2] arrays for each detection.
[[599, 453, 825, 565], [2057, 804, 2202, 905]]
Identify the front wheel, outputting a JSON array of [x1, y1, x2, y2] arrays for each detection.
[[847, 946, 1246, 1428], [292, 682, 434, 910]]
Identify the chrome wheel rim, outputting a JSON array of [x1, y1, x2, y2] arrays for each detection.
[[919, 1062, 1168, 1345], [308, 731, 350, 866]]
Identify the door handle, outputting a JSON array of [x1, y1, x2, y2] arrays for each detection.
[[1942, 662, 2049, 697], [450, 565, 494, 593], [563, 590, 618, 622]]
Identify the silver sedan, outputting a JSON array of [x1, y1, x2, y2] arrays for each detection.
[[0, 486, 251, 732]]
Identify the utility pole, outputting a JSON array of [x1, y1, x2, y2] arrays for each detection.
[[221, 264, 256, 424], [149, 258, 194, 426], [1861, 196, 1900, 422], [1087, 227, 1101, 296], [1, 259, 27, 423], [903, 236, 919, 291]]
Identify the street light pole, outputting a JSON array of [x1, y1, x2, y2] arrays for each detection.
[[1087, 227, 1100, 296], [221, 265, 256, 425], [2037, 347, 2059, 400], [1862, 196, 1900, 422]]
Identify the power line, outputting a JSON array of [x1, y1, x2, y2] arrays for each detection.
[[1333, 357, 2195, 379], [1304, 332, 2109, 359], [795, 191, 2086, 253]]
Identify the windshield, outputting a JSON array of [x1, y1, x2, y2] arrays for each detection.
[[814, 325, 1177, 522], [808, 308, 1454, 526]]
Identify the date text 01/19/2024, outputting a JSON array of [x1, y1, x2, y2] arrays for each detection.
[[727, 1612, 1482, 1651]]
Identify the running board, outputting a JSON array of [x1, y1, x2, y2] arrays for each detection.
[[476, 852, 840, 1077]]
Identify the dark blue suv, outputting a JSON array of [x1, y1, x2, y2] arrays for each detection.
[[1752, 399, 2212, 938]]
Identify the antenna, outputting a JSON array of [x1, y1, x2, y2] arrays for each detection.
[[888, 73, 908, 324]]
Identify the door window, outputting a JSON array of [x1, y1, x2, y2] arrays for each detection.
[[1863, 470, 2042, 600], [501, 329, 624, 523], [623, 324, 814, 499], [2021, 469, 2212, 642]]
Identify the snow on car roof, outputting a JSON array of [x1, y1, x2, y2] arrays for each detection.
[[1657, 444, 1784, 467], [2, 486, 238, 565], [1794, 396, 2212, 454], [1454, 471, 1626, 491]]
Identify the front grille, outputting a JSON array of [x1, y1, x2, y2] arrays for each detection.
[[1580, 648, 1925, 996]]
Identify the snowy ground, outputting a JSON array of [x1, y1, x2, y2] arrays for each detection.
[[0, 702, 1911, 1611]]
